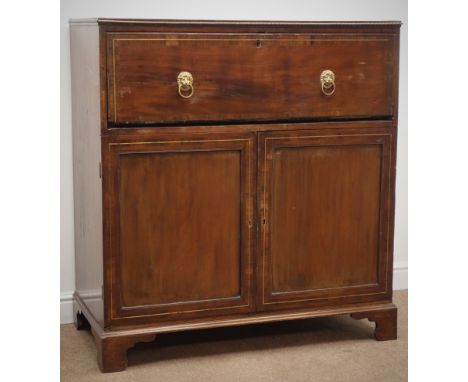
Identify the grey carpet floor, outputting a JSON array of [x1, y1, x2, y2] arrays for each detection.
[[61, 290, 407, 381]]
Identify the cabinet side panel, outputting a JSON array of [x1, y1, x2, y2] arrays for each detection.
[[70, 23, 104, 327]]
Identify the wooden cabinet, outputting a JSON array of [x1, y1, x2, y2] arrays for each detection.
[[70, 19, 401, 372]]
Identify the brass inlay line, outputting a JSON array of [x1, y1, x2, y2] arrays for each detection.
[[264, 133, 391, 141], [261, 133, 392, 305], [247, 138, 252, 305], [112, 38, 117, 122], [113, 38, 390, 42], [263, 291, 388, 305], [109, 138, 249, 146], [117, 303, 250, 319], [271, 282, 380, 295], [385, 134, 393, 291], [108, 144, 112, 317]]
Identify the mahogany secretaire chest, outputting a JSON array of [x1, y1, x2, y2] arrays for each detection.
[[70, 18, 401, 372]]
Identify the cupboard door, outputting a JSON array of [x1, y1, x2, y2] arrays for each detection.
[[104, 133, 255, 325], [258, 128, 394, 311]]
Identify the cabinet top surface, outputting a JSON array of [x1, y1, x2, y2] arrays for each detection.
[[69, 18, 402, 27]]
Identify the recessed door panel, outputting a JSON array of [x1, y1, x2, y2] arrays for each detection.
[[105, 133, 255, 325], [258, 128, 393, 310], [119, 150, 241, 306]]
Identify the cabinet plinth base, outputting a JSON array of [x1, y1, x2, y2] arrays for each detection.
[[350, 305, 397, 341], [93, 330, 157, 373], [74, 293, 398, 372]]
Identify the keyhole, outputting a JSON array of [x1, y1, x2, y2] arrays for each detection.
[[256, 40, 262, 48]]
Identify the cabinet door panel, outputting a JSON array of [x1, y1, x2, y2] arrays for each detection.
[[258, 128, 394, 310], [119, 150, 241, 306], [104, 133, 255, 325]]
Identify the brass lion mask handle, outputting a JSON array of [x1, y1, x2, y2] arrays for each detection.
[[320, 70, 336, 96], [177, 71, 194, 99]]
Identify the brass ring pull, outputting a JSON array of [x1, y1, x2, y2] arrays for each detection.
[[177, 71, 194, 99], [320, 70, 336, 96]]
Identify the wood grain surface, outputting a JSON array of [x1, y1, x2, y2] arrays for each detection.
[[257, 126, 395, 311], [103, 132, 256, 326], [107, 33, 395, 124]]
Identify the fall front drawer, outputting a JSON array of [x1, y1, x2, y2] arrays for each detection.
[[107, 33, 397, 125]]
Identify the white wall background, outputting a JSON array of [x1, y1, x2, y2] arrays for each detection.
[[61, 0, 408, 323]]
